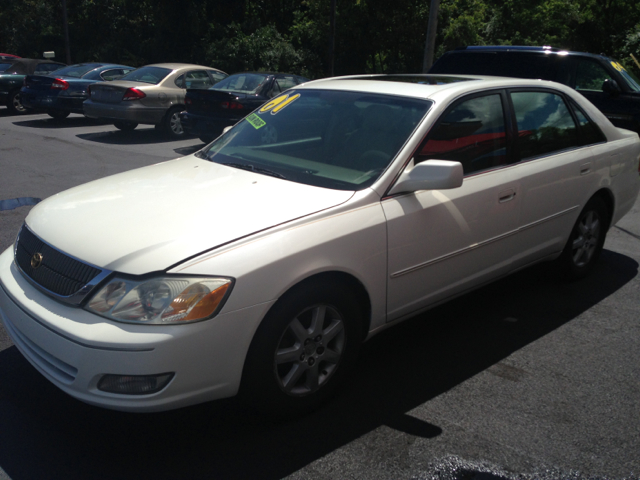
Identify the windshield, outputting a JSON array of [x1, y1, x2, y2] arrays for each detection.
[[50, 63, 101, 78], [619, 68, 640, 92], [212, 73, 270, 94], [120, 66, 172, 85], [200, 89, 432, 190]]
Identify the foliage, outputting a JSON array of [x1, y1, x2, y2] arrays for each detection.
[[0, 0, 639, 79]]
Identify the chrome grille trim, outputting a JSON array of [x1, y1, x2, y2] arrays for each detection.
[[14, 224, 112, 306]]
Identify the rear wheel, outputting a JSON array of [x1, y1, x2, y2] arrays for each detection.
[[163, 106, 184, 138], [47, 110, 70, 119], [556, 196, 609, 280], [113, 121, 138, 131], [7, 90, 27, 114], [241, 279, 363, 418]]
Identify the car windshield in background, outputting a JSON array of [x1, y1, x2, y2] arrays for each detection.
[[120, 66, 172, 85], [50, 63, 102, 78], [616, 64, 640, 92], [212, 73, 269, 94], [200, 89, 432, 190]]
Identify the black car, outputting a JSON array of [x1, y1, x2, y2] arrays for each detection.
[[429, 46, 640, 134], [179, 72, 309, 143], [0, 58, 66, 113]]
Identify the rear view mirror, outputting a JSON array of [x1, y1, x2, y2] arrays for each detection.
[[388, 160, 463, 196]]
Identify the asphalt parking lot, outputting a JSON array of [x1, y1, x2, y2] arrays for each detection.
[[0, 109, 639, 480]]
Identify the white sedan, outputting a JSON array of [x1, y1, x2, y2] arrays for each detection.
[[1, 75, 639, 415]]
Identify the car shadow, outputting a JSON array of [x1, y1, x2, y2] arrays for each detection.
[[12, 116, 110, 128], [76, 130, 198, 145], [174, 144, 205, 156], [0, 250, 636, 480]]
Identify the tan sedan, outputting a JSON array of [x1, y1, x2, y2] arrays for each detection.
[[83, 63, 227, 138]]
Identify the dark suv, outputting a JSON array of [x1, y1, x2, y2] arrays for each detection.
[[429, 46, 640, 134]]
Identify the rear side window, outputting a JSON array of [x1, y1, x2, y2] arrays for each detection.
[[417, 93, 507, 175], [569, 99, 607, 145], [575, 59, 614, 92], [276, 76, 298, 92], [0, 62, 14, 72], [511, 91, 579, 159]]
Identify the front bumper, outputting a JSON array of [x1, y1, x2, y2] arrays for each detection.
[[0, 248, 272, 412], [83, 100, 167, 125]]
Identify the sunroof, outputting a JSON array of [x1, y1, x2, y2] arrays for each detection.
[[346, 75, 477, 85]]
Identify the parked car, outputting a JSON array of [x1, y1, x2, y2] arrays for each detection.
[[83, 63, 227, 138], [0, 58, 65, 113], [429, 46, 640, 135], [20, 63, 135, 119], [1, 75, 638, 415], [180, 72, 309, 143]]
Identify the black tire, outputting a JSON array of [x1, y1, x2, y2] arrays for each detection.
[[556, 196, 609, 280], [47, 110, 70, 119], [240, 279, 363, 418], [7, 90, 27, 114], [113, 121, 138, 131], [163, 106, 185, 139]]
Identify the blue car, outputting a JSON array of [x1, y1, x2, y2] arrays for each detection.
[[20, 63, 134, 119]]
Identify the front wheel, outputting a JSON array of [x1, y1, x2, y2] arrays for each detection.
[[555, 196, 609, 280], [241, 280, 363, 417]]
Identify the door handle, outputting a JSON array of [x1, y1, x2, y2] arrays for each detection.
[[580, 162, 591, 175], [498, 189, 516, 203]]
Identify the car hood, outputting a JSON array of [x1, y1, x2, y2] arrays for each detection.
[[25, 155, 354, 275]]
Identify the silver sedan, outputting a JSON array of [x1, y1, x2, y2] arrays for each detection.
[[83, 63, 227, 138]]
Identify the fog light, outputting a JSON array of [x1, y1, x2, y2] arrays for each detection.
[[97, 373, 174, 395]]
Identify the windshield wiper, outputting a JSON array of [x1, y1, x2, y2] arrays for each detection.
[[221, 162, 287, 179]]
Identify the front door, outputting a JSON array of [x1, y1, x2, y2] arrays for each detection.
[[383, 92, 521, 322]]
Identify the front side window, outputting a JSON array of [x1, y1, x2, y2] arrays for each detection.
[[199, 90, 432, 190], [575, 60, 614, 92], [120, 66, 172, 85], [417, 94, 507, 175], [511, 91, 579, 159]]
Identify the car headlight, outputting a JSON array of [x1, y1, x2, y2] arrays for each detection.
[[85, 276, 233, 325]]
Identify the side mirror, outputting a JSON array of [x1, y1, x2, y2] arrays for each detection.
[[388, 160, 463, 196], [602, 79, 621, 96]]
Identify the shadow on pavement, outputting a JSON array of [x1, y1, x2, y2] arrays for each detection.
[[12, 116, 110, 129], [174, 144, 205, 156], [76, 130, 198, 145], [0, 250, 636, 480]]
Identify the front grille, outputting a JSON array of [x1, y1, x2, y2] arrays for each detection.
[[15, 225, 101, 297]]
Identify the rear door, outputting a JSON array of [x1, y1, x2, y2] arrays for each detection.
[[507, 88, 600, 269]]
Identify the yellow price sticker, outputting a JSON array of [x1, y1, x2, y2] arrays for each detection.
[[259, 93, 300, 114], [611, 61, 626, 72]]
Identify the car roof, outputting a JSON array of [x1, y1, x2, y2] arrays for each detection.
[[449, 46, 612, 61], [145, 63, 226, 72], [297, 74, 573, 100]]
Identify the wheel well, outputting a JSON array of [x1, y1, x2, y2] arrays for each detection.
[[592, 188, 615, 230], [287, 271, 372, 341]]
